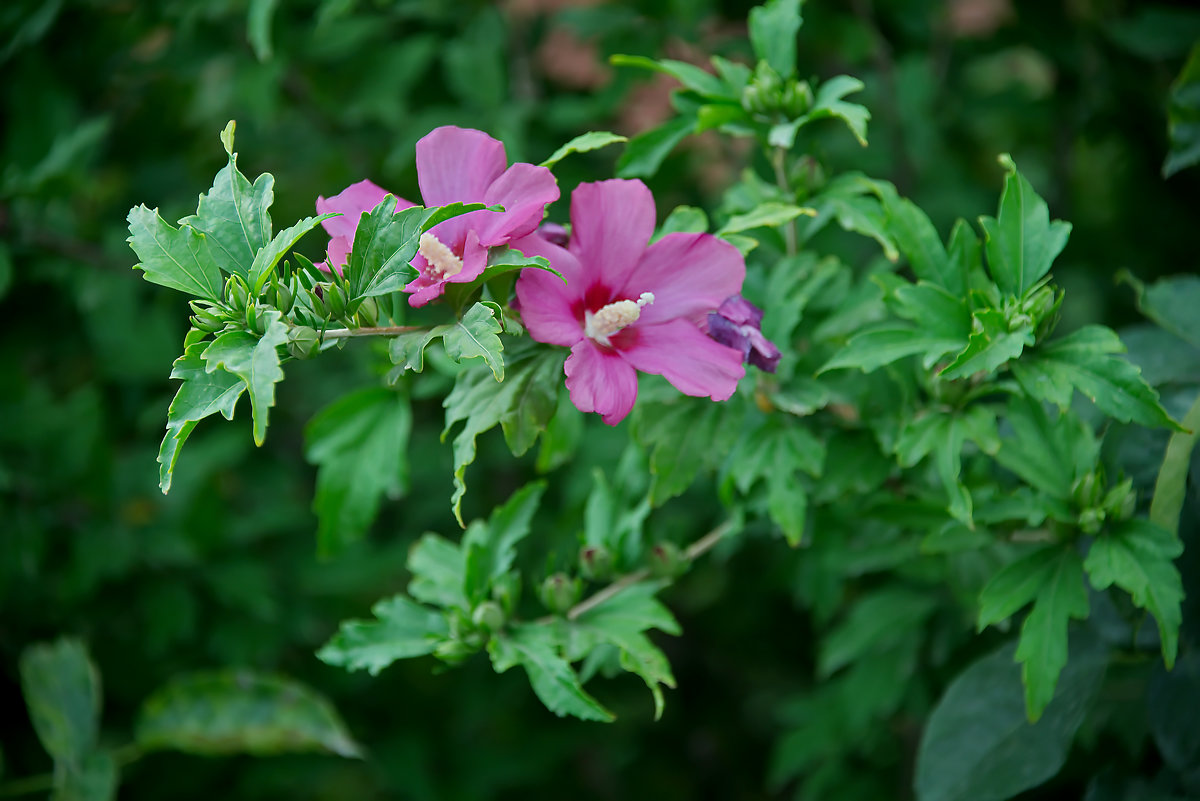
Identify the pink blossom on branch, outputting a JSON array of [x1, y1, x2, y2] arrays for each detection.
[[514, 179, 746, 425], [315, 179, 412, 274], [404, 126, 559, 306]]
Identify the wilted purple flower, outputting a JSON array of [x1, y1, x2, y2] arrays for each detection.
[[706, 295, 781, 373]]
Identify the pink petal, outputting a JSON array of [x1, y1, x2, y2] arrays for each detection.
[[323, 235, 351, 275], [416, 127, 508, 206], [477, 162, 560, 245], [620, 319, 745, 401], [446, 229, 488, 285], [317, 179, 411, 240], [403, 230, 488, 307], [568, 180, 655, 294], [627, 233, 746, 326], [565, 340, 640, 425]]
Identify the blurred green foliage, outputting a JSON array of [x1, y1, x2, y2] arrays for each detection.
[[3, 0, 1199, 798]]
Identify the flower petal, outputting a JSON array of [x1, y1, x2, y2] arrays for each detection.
[[513, 234, 585, 347], [416, 126, 508, 206], [321, 235, 352, 275], [568, 180, 655, 295], [627, 233, 746, 326], [565, 340, 639, 425], [477, 162, 560, 245], [620, 319, 745, 401], [403, 230, 487, 307], [317, 179, 410, 240]]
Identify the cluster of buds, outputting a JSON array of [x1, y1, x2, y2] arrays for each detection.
[[740, 62, 813, 121], [1072, 470, 1136, 535]]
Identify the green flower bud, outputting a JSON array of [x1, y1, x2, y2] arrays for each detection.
[[287, 325, 320, 360], [1078, 507, 1105, 535], [648, 542, 688, 579], [245, 303, 268, 336], [190, 311, 225, 333], [471, 601, 506, 633], [782, 79, 813, 117], [579, 545, 614, 582], [1101, 478, 1135, 520], [326, 283, 347, 319], [491, 571, 521, 617], [1072, 471, 1103, 509], [447, 607, 476, 640], [741, 84, 764, 114], [225, 276, 249, 311], [305, 288, 329, 320], [268, 279, 293, 314], [356, 296, 379, 327], [539, 572, 581, 615], [433, 639, 477, 666]]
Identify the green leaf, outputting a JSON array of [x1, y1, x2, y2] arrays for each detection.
[[808, 74, 870, 146], [1084, 519, 1184, 669], [978, 546, 1071, 631], [305, 387, 411, 557], [634, 395, 745, 506], [317, 595, 449, 675], [1151, 389, 1200, 535], [136, 671, 361, 758], [183, 126, 273, 279], [583, 468, 651, 568], [407, 534, 468, 609], [656, 205, 708, 239], [891, 282, 971, 340], [54, 750, 117, 801], [895, 407, 997, 526], [940, 308, 1033, 380], [127, 205, 224, 300], [247, 214, 334, 295], [1125, 272, 1200, 348], [818, 587, 938, 678], [748, 0, 802, 78], [19, 638, 101, 767], [200, 311, 289, 446], [1147, 650, 1200, 778], [729, 421, 824, 545], [392, 303, 506, 381], [571, 582, 681, 719], [1013, 325, 1181, 430], [442, 349, 564, 524], [1164, 41, 1200, 177], [616, 115, 696, 179], [157, 342, 246, 493], [914, 635, 1108, 801], [539, 131, 628, 169], [879, 185, 959, 292], [1014, 548, 1090, 720], [462, 482, 545, 605], [717, 201, 814, 235], [817, 193, 898, 261], [488, 624, 614, 722], [995, 395, 1098, 500], [979, 154, 1072, 297], [247, 0, 279, 60], [819, 323, 964, 373], [609, 55, 733, 99]]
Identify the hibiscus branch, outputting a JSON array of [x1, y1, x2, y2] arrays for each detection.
[[561, 518, 737, 622], [771, 147, 798, 256], [320, 325, 423, 339]]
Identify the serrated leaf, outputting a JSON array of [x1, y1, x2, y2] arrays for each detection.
[[818, 588, 938, 678], [442, 349, 564, 525], [979, 154, 1072, 298], [1014, 548, 1090, 720], [136, 671, 361, 758], [616, 115, 696, 179], [914, 635, 1107, 801], [820, 193, 898, 260], [407, 534, 467, 609], [317, 595, 449, 675], [488, 624, 614, 722], [1125, 273, 1200, 349], [305, 387, 411, 556], [748, 0, 802, 78], [158, 343, 247, 493], [610, 55, 733, 99], [978, 546, 1068, 631], [1012, 325, 1181, 430], [1084, 519, 1183, 669], [729, 421, 824, 544], [571, 583, 680, 719], [183, 134, 274, 279], [1164, 41, 1200, 177], [201, 312, 288, 445], [441, 303, 505, 380], [634, 395, 746, 506], [819, 323, 964, 373], [539, 131, 628, 169], [248, 213, 334, 294], [127, 205, 224, 300], [809, 74, 870, 146], [879, 185, 960, 293], [940, 308, 1033, 379], [462, 481, 545, 605], [995, 395, 1098, 500], [717, 201, 814, 235], [895, 407, 996, 525], [19, 638, 101, 768]]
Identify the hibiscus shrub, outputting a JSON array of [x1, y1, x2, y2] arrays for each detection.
[[7, 0, 1200, 799]]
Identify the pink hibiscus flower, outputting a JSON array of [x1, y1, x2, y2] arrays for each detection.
[[315, 127, 558, 305], [315, 179, 412, 274], [403, 126, 559, 306], [513, 179, 747, 425]]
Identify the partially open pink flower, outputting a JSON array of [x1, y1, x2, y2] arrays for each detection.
[[315, 179, 413, 274], [403, 126, 560, 306], [514, 179, 746, 425]]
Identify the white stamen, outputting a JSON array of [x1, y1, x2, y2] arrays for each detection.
[[418, 233, 464, 279], [584, 292, 655, 346]]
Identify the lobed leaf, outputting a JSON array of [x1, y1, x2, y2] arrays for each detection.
[[1013, 548, 1090, 720], [247, 213, 334, 294], [127, 205, 224, 300], [317, 596, 448, 675], [488, 624, 614, 722], [979, 154, 1071, 298], [748, 0, 803, 78], [200, 311, 289, 446]]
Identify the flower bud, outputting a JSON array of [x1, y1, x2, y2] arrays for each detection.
[[190, 311, 225, 333], [579, 545, 614, 582], [268, 279, 293, 314], [246, 303, 268, 336], [539, 572, 581, 615], [225, 276, 249, 311], [305, 288, 329, 320], [1078, 507, 1105, 535], [326, 283, 347, 319], [356, 296, 379, 327], [471, 601, 506, 633], [648, 542, 688, 579], [287, 325, 320, 360], [491, 571, 521, 617], [433, 639, 477, 666], [782, 80, 813, 118]]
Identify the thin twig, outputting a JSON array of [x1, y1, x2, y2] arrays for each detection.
[[321, 325, 423, 339]]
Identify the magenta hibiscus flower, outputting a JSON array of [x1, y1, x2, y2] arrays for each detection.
[[513, 179, 747, 425], [403, 126, 560, 306], [315, 179, 412, 274]]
